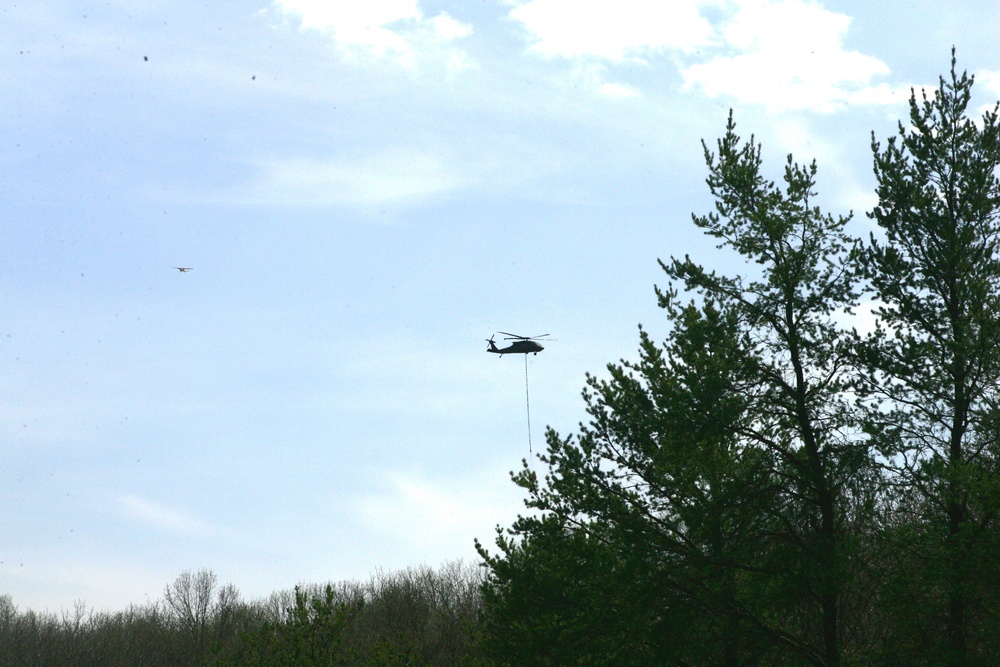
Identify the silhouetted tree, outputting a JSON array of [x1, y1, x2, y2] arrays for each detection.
[[480, 111, 878, 666], [859, 50, 1000, 666]]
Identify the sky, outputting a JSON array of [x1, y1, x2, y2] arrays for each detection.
[[3, 0, 1000, 613]]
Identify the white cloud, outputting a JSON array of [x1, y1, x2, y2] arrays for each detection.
[[505, 0, 717, 97], [508, 0, 716, 61], [977, 69, 1000, 96], [506, 0, 907, 111], [353, 468, 524, 557], [269, 0, 474, 71], [974, 69, 1000, 119], [681, 0, 904, 112]]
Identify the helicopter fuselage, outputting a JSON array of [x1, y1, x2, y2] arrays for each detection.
[[488, 340, 544, 356]]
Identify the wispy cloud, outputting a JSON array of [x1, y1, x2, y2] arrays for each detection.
[[570, 63, 643, 98], [203, 135, 565, 211], [117, 495, 210, 535], [252, 148, 470, 208]]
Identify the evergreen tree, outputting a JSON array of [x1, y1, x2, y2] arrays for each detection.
[[480, 113, 874, 666], [859, 50, 1000, 666]]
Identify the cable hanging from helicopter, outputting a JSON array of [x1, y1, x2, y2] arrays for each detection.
[[486, 332, 553, 452]]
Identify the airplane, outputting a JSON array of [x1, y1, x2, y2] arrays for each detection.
[[487, 332, 550, 356], [172, 267, 193, 272]]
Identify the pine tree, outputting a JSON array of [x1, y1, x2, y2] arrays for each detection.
[[860, 50, 1000, 666], [481, 113, 872, 666]]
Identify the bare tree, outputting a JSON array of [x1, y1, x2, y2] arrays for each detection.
[[163, 568, 240, 655]]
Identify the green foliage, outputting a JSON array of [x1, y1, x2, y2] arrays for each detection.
[[220, 584, 364, 667], [480, 53, 1000, 667], [859, 49, 1000, 667]]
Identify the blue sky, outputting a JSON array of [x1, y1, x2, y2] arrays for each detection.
[[4, 0, 1000, 612]]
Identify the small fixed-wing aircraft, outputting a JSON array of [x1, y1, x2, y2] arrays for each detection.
[[172, 267, 194, 272], [486, 332, 549, 356]]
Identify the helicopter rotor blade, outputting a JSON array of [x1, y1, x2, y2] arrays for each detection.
[[503, 334, 550, 341], [497, 331, 554, 342]]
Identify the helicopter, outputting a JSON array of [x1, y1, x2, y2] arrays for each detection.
[[487, 332, 550, 356]]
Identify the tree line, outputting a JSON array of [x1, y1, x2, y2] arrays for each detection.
[[478, 54, 1000, 667], [0, 562, 489, 667]]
